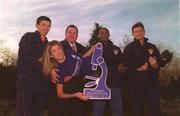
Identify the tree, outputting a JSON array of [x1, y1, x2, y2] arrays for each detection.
[[87, 22, 103, 48], [159, 53, 180, 85], [0, 48, 17, 66], [0, 47, 17, 101], [119, 34, 132, 51]]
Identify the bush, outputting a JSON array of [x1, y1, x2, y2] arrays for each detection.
[[0, 64, 17, 101]]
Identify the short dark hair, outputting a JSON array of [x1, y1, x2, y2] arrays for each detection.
[[36, 16, 51, 25], [132, 22, 145, 33], [99, 27, 110, 37], [65, 25, 78, 34]]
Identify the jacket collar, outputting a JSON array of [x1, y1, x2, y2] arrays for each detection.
[[100, 40, 113, 46], [35, 31, 48, 43], [133, 38, 149, 45]]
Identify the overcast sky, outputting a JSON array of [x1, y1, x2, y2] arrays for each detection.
[[0, 0, 179, 54]]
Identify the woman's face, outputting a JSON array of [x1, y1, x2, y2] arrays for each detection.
[[50, 44, 65, 61]]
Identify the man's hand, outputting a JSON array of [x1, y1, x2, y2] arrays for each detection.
[[50, 68, 60, 84], [149, 56, 158, 68], [118, 64, 128, 72], [136, 62, 148, 71], [64, 76, 73, 82]]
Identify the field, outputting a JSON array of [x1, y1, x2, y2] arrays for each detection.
[[0, 98, 180, 116]]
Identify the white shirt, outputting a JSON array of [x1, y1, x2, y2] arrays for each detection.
[[69, 42, 77, 52]]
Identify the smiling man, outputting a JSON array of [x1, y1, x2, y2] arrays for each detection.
[[123, 22, 161, 116], [48, 25, 88, 116], [16, 16, 51, 116]]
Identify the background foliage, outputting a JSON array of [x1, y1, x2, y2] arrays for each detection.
[[0, 23, 179, 115]]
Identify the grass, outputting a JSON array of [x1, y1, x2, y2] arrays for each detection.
[[0, 98, 180, 116], [161, 99, 180, 116], [0, 100, 15, 116]]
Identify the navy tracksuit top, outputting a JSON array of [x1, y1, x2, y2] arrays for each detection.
[[17, 31, 50, 92], [100, 40, 124, 87], [123, 38, 161, 87]]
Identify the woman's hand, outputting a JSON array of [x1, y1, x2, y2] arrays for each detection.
[[74, 92, 89, 101], [82, 42, 100, 58]]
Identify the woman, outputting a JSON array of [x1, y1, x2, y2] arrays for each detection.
[[40, 40, 96, 101]]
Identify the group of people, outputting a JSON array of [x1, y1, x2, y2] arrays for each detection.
[[16, 16, 163, 116]]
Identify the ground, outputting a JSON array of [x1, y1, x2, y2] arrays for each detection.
[[0, 99, 180, 116]]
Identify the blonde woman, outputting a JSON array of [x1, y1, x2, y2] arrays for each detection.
[[40, 40, 96, 100]]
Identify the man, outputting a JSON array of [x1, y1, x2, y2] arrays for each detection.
[[93, 27, 124, 116], [48, 25, 88, 116], [16, 16, 51, 116], [123, 22, 161, 116]]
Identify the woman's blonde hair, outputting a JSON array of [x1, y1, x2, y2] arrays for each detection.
[[40, 40, 64, 77]]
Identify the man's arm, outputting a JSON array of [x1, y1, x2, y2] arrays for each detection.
[[17, 33, 31, 79], [148, 45, 161, 71], [123, 45, 148, 71], [50, 68, 60, 84], [136, 62, 148, 71], [28, 33, 48, 77]]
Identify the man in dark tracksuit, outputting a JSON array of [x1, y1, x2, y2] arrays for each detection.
[[47, 25, 88, 116], [93, 27, 124, 116], [16, 16, 51, 116], [123, 22, 161, 116]]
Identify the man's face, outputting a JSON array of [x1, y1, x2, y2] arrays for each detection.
[[98, 29, 109, 42], [132, 27, 145, 40], [65, 27, 78, 44], [36, 20, 51, 37]]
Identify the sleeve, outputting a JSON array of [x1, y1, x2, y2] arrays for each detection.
[[114, 47, 123, 65], [122, 46, 134, 68], [17, 33, 31, 80], [28, 37, 44, 76], [56, 68, 64, 84], [152, 45, 161, 72]]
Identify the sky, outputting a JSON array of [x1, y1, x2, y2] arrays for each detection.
[[0, 0, 179, 55]]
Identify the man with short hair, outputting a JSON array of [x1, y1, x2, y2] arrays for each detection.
[[93, 27, 124, 116], [16, 16, 52, 116], [123, 22, 161, 116], [48, 25, 88, 116]]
